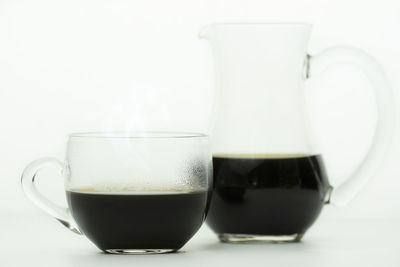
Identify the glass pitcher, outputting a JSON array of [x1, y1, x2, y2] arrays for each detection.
[[199, 23, 395, 242]]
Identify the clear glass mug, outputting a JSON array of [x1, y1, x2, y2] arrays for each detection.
[[21, 132, 212, 254], [200, 23, 395, 242]]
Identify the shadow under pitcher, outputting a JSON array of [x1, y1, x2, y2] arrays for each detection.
[[199, 23, 395, 243]]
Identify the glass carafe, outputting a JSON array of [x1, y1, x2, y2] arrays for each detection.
[[200, 23, 395, 242]]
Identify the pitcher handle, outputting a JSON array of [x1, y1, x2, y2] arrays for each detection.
[[307, 46, 395, 206], [21, 158, 82, 234]]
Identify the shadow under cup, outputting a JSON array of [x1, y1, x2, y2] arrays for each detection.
[[21, 132, 212, 254]]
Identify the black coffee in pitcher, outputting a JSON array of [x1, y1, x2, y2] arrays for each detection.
[[206, 154, 331, 242]]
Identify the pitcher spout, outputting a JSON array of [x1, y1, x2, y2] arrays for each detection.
[[198, 24, 214, 39]]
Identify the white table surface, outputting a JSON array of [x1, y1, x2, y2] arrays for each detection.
[[1, 212, 399, 267]]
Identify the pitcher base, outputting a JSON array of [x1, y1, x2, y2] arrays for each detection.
[[218, 233, 303, 243]]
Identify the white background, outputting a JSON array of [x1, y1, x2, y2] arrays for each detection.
[[0, 0, 399, 253]]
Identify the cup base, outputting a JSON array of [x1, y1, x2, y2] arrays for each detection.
[[218, 233, 303, 243], [104, 249, 177, 255]]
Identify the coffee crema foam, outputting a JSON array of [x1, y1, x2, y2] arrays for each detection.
[[68, 185, 200, 195]]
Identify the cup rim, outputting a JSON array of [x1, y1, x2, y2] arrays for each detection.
[[68, 131, 208, 139]]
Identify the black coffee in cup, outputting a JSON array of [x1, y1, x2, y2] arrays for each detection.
[[67, 188, 209, 252]]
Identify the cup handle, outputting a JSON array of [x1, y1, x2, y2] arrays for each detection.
[[21, 158, 82, 234], [307, 46, 395, 206]]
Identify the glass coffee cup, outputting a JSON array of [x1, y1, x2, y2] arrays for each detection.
[[21, 132, 212, 254]]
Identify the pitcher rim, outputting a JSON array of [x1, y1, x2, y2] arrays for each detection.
[[199, 22, 312, 38], [204, 22, 312, 28]]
